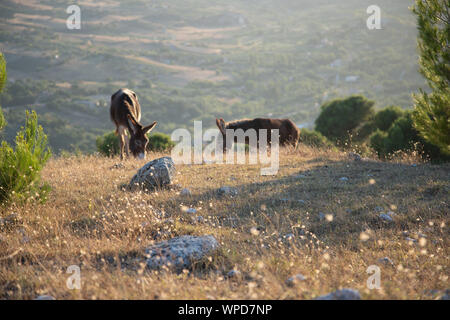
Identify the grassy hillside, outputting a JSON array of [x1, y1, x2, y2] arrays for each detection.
[[0, 0, 428, 153], [1, 148, 448, 299]]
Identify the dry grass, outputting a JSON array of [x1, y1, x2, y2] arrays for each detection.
[[0, 147, 448, 300]]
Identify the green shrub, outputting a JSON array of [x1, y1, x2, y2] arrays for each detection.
[[299, 128, 334, 149], [147, 132, 175, 152], [0, 110, 52, 205], [369, 111, 448, 161], [96, 131, 174, 156], [373, 105, 404, 131], [315, 95, 375, 144], [96, 131, 119, 157], [0, 107, 5, 132], [0, 52, 6, 131], [369, 129, 388, 156]]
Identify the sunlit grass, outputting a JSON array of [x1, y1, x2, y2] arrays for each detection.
[[0, 147, 448, 299]]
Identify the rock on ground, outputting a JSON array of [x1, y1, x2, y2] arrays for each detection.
[[180, 188, 191, 196], [286, 274, 306, 287], [379, 213, 394, 222], [217, 186, 238, 196], [34, 295, 55, 300], [348, 152, 362, 161], [146, 235, 219, 271], [128, 157, 175, 191], [316, 288, 361, 300]]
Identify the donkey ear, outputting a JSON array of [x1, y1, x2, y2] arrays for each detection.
[[143, 121, 157, 134], [127, 114, 138, 134], [216, 118, 226, 135]]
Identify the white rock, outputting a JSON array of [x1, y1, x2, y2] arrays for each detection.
[[227, 270, 241, 278], [348, 152, 362, 161], [316, 288, 361, 300], [285, 233, 295, 241], [286, 274, 306, 287], [379, 213, 393, 222], [378, 257, 394, 265], [128, 157, 176, 191], [180, 188, 191, 196], [339, 177, 349, 181], [34, 295, 55, 300], [146, 235, 219, 271], [217, 186, 238, 196]]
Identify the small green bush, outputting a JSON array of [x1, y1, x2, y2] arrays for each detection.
[[96, 131, 174, 156], [0, 110, 52, 205], [96, 131, 119, 157], [369, 111, 448, 161], [147, 132, 175, 152], [373, 105, 404, 131], [299, 128, 335, 149], [315, 95, 375, 144]]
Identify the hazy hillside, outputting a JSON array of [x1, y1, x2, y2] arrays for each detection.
[[0, 0, 426, 153]]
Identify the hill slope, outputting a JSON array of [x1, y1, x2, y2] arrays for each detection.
[[0, 0, 428, 153], [0, 148, 448, 299]]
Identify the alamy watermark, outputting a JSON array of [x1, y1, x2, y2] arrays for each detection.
[[66, 5, 81, 30], [366, 265, 381, 289], [66, 265, 81, 290], [367, 5, 382, 30]]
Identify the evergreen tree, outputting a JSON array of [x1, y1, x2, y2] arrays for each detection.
[[0, 52, 6, 131], [411, 0, 450, 154]]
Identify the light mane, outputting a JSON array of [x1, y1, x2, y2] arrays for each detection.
[[225, 118, 254, 127]]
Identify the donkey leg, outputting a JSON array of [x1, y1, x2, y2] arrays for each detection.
[[118, 126, 126, 160], [124, 134, 130, 157]]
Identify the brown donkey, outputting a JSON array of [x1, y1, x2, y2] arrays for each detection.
[[215, 117, 300, 151], [110, 88, 157, 160]]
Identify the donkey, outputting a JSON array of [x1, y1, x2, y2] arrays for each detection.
[[110, 88, 157, 160], [215, 117, 300, 151]]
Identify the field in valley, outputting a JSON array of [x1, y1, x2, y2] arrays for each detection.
[[0, 147, 448, 299], [0, 0, 429, 153]]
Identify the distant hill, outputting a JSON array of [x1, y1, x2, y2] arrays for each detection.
[[0, 0, 427, 153]]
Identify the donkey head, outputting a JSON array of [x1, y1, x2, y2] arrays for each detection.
[[127, 114, 157, 159]]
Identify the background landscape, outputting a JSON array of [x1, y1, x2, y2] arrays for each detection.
[[0, 0, 427, 153]]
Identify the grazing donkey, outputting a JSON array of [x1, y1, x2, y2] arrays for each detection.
[[215, 117, 300, 151], [110, 88, 157, 160]]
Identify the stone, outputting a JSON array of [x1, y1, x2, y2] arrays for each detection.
[[440, 289, 450, 300], [378, 257, 394, 266], [145, 235, 219, 271], [285, 233, 295, 241], [339, 177, 349, 181], [286, 274, 306, 287], [180, 188, 191, 196], [217, 186, 238, 196], [34, 295, 55, 300], [348, 152, 362, 161], [227, 270, 241, 278], [318, 212, 326, 221], [316, 288, 361, 300], [128, 157, 175, 191], [379, 213, 394, 222]]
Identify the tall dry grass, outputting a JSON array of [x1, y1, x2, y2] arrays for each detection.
[[0, 147, 448, 299]]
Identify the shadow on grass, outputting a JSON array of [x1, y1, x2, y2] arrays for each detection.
[[169, 159, 449, 247]]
